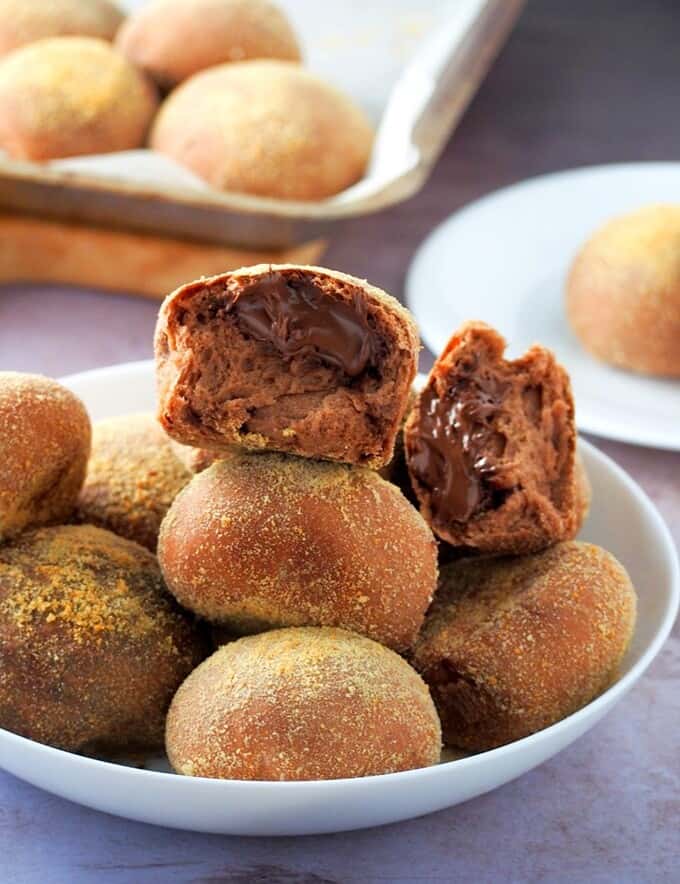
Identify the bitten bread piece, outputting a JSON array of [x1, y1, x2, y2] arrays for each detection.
[[75, 414, 192, 551], [166, 627, 442, 781], [150, 61, 373, 200], [413, 542, 637, 751], [116, 0, 301, 90], [158, 452, 437, 652], [0, 0, 123, 57], [155, 265, 419, 468], [0, 525, 208, 753], [405, 322, 578, 555], [566, 204, 680, 377], [0, 372, 91, 542], [0, 37, 157, 161]]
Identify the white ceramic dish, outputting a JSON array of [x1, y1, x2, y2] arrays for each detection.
[[0, 360, 677, 836], [406, 162, 680, 450]]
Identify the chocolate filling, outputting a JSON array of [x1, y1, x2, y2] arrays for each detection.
[[225, 271, 377, 378], [410, 375, 511, 523]]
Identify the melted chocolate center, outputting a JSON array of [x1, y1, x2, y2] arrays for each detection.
[[227, 272, 376, 377], [410, 375, 510, 524]]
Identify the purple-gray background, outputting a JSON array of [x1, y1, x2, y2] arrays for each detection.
[[1, 1, 679, 881]]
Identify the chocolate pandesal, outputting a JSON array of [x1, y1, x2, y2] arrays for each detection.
[[150, 61, 373, 200], [413, 542, 637, 752], [0, 36, 157, 161], [166, 627, 442, 781], [75, 413, 192, 551], [0, 0, 123, 57], [0, 525, 207, 753], [116, 0, 301, 90], [158, 451, 437, 652], [155, 265, 419, 468], [0, 372, 91, 542], [405, 322, 578, 555], [566, 204, 680, 377]]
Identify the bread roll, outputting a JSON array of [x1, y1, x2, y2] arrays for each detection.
[[0, 0, 123, 57], [155, 265, 419, 468], [0, 372, 90, 542], [150, 60, 373, 200], [0, 525, 208, 753], [413, 542, 637, 751], [0, 37, 157, 161], [75, 413, 191, 551], [158, 451, 437, 652], [405, 322, 579, 555], [566, 204, 680, 377], [116, 0, 300, 90], [167, 627, 442, 780]]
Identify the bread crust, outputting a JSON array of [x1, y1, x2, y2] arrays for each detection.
[[166, 627, 442, 780], [116, 0, 301, 90], [566, 204, 680, 377], [0, 525, 208, 753], [158, 451, 437, 652], [150, 61, 373, 200], [0, 372, 91, 542], [413, 542, 637, 751]]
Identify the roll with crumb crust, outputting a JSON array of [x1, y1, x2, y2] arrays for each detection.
[[413, 542, 637, 751], [158, 451, 437, 652], [166, 627, 442, 780]]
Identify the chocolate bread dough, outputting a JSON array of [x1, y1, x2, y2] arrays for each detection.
[[155, 264, 419, 468], [405, 322, 578, 555]]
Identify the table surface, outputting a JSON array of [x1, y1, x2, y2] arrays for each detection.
[[1, 1, 679, 882]]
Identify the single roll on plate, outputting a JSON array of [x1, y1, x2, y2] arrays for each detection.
[[566, 204, 680, 377], [75, 413, 192, 551], [158, 451, 437, 652], [116, 0, 301, 90], [0, 37, 158, 161], [166, 627, 442, 781], [405, 321, 579, 555], [0, 0, 124, 57], [413, 542, 637, 751], [0, 525, 208, 754], [155, 265, 419, 468], [0, 372, 91, 542], [150, 61, 373, 200]]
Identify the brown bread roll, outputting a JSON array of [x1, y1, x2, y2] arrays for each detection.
[[0, 0, 123, 57], [0, 36, 157, 161], [405, 321, 578, 555], [150, 61, 373, 200], [116, 0, 301, 90], [566, 204, 680, 377], [413, 542, 637, 751], [158, 451, 437, 652], [166, 627, 442, 780], [75, 413, 192, 551], [0, 525, 208, 754], [155, 265, 419, 468], [0, 372, 91, 542]]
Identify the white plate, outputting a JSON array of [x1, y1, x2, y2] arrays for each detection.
[[406, 162, 680, 450], [0, 360, 677, 836]]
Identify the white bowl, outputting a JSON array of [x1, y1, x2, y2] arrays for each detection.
[[0, 360, 676, 836]]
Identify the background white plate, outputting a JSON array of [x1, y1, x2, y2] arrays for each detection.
[[406, 162, 680, 450], [0, 361, 677, 836]]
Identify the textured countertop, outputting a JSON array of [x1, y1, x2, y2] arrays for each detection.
[[1, 1, 679, 881]]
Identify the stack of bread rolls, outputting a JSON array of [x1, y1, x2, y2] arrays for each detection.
[[0, 263, 637, 781]]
